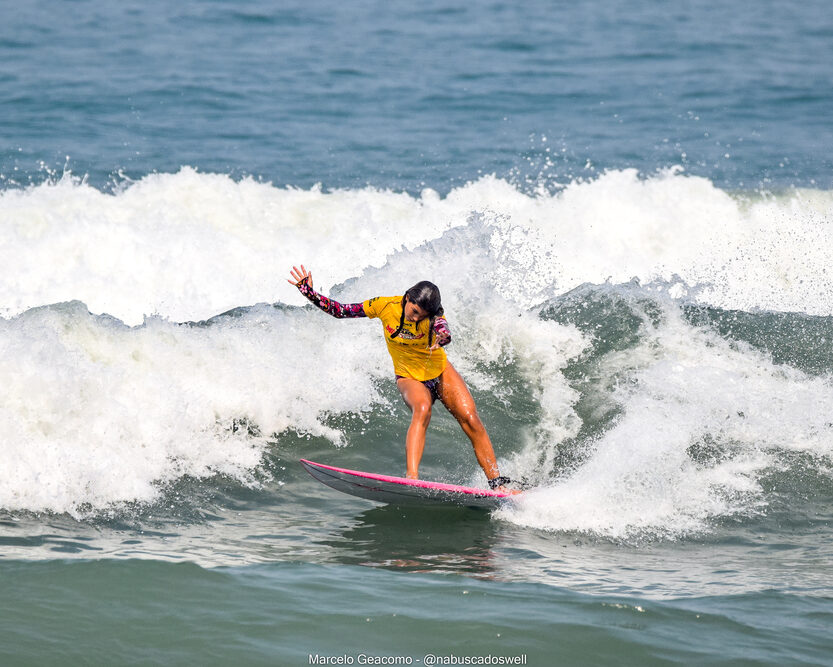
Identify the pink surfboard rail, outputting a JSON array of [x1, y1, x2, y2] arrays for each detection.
[[300, 459, 519, 509]]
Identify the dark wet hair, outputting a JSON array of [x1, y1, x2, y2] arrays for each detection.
[[390, 281, 444, 346]]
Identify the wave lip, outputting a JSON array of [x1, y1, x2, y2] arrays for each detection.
[[2, 167, 833, 324]]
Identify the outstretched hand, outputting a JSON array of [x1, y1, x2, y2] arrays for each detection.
[[428, 329, 450, 351], [288, 265, 312, 289]]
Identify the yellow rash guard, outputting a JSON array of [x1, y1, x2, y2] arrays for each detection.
[[363, 296, 448, 381]]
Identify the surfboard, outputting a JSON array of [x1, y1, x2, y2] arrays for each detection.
[[300, 459, 519, 509]]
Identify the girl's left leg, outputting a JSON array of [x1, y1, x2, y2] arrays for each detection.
[[437, 362, 501, 481]]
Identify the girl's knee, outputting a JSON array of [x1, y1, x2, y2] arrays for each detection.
[[411, 402, 432, 423], [461, 410, 484, 433]]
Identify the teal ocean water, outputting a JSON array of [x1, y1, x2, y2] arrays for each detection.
[[2, 1, 832, 665]]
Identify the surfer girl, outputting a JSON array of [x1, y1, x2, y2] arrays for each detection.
[[288, 265, 511, 491]]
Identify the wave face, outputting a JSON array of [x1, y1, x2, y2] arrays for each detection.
[[1, 168, 832, 537]]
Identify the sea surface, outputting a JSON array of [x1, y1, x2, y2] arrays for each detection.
[[2, 1, 833, 665]]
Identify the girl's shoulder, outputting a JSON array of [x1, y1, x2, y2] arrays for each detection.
[[363, 295, 402, 318]]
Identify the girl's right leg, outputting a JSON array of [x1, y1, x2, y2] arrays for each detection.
[[396, 377, 434, 479]]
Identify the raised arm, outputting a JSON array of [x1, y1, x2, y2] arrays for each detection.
[[297, 281, 367, 318], [288, 265, 367, 319]]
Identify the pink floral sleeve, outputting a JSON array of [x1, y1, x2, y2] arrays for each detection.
[[433, 316, 451, 346], [296, 280, 367, 318]]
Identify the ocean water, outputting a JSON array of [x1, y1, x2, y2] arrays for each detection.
[[2, 1, 833, 665]]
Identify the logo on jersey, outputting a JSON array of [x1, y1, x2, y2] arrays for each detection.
[[386, 324, 425, 340]]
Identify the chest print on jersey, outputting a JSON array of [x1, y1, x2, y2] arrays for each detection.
[[385, 324, 425, 340]]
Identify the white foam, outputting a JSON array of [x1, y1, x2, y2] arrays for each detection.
[[0, 168, 470, 324], [2, 167, 832, 324], [497, 300, 833, 539], [0, 301, 391, 515]]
